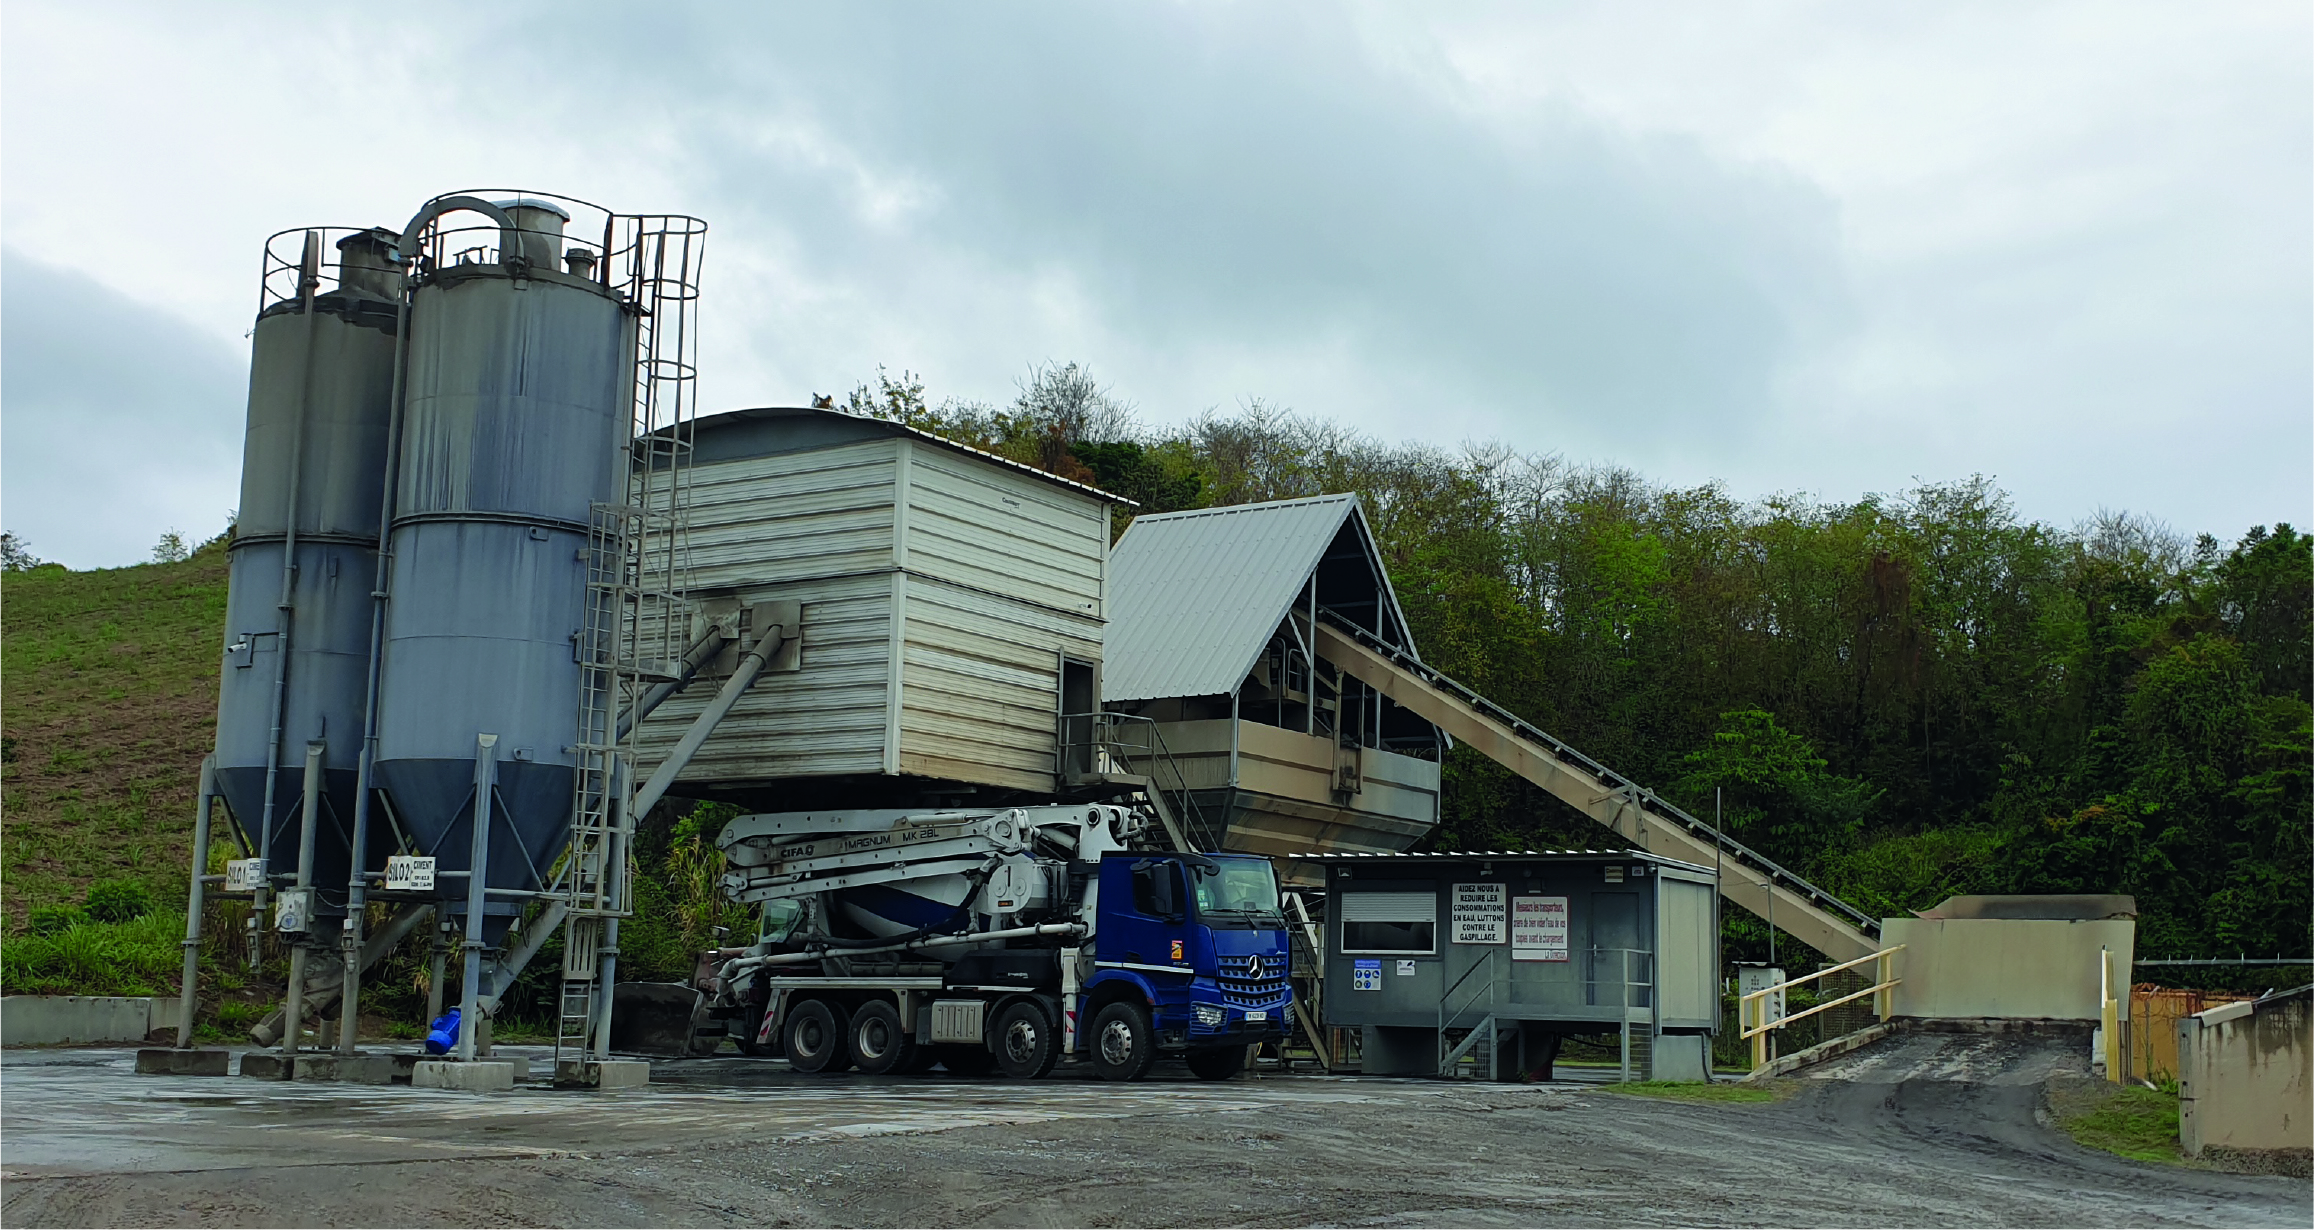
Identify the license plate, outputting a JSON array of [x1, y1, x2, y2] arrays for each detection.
[[1245, 1009, 1268, 1022]]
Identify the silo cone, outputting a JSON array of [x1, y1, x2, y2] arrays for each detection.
[[214, 232, 403, 914], [373, 203, 635, 943]]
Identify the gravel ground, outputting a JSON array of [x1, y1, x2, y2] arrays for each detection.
[[2, 1039, 2305, 1228]]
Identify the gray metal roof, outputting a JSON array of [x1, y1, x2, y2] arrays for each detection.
[[1104, 494, 1407, 703], [688, 406, 1135, 507], [1288, 850, 1717, 875]]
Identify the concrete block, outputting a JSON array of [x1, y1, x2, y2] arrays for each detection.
[[292, 1054, 401, 1084], [554, 1057, 650, 1088], [238, 1051, 296, 1080], [412, 1059, 516, 1091], [2, 996, 165, 1046], [135, 1047, 231, 1076]]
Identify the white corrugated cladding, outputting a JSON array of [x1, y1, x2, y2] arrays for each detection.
[[897, 444, 1106, 792], [640, 438, 902, 782], [1101, 495, 1357, 703], [635, 407, 1117, 792]]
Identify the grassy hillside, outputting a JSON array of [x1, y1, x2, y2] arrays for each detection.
[[2, 542, 228, 927]]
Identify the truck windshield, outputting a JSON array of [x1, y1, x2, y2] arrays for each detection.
[[1192, 859, 1281, 919]]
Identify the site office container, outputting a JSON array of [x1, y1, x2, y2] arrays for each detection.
[[1298, 851, 1720, 1081], [635, 407, 1122, 803]]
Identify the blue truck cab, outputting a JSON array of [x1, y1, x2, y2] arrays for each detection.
[[1081, 851, 1292, 1081]]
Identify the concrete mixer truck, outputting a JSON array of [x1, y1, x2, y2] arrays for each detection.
[[690, 802, 1291, 1081]]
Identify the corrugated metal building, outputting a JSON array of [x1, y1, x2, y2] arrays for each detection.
[[635, 407, 1124, 807], [1101, 495, 1444, 869]]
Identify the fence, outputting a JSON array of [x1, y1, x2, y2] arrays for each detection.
[[1739, 946, 1904, 1070]]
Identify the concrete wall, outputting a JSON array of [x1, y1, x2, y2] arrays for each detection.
[[2178, 988, 2312, 1170], [2, 996, 171, 1046], [1880, 918, 2134, 1021]]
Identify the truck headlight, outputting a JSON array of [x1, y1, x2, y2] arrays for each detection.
[[1193, 1003, 1226, 1027]]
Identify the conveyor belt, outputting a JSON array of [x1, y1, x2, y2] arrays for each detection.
[[1315, 613, 1880, 962]]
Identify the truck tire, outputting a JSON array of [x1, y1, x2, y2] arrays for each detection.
[[990, 999, 1059, 1080], [784, 998, 852, 1074], [936, 1045, 994, 1077], [1186, 1044, 1247, 1081], [848, 1000, 915, 1076], [1090, 1000, 1156, 1082]]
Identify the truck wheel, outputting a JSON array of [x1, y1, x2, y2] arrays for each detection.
[[936, 1045, 994, 1077], [991, 999, 1059, 1080], [848, 1000, 915, 1076], [784, 999, 852, 1074], [1185, 1044, 1247, 1081], [1090, 1000, 1155, 1082]]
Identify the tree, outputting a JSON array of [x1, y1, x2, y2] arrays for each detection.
[[151, 531, 190, 564], [1675, 709, 1878, 874], [0, 532, 41, 571]]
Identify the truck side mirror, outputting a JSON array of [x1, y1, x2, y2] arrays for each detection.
[[1132, 861, 1182, 920]]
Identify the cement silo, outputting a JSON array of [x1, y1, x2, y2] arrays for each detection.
[[371, 195, 638, 941], [214, 227, 404, 917]]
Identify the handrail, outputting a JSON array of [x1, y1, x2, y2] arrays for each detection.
[[1315, 611, 1879, 936], [1435, 946, 1655, 1078], [1738, 944, 1904, 1069], [1060, 710, 1221, 850]]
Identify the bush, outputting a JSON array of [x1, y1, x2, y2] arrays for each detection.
[[85, 879, 155, 924], [26, 906, 86, 935], [0, 910, 184, 996]]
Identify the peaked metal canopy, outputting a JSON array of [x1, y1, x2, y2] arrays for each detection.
[[1102, 493, 1418, 703]]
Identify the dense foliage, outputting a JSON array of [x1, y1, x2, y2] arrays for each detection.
[[836, 364, 2312, 975]]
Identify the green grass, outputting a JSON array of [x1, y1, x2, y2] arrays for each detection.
[[0, 909, 187, 996], [1600, 1080, 1780, 1103], [2, 542, 229, 930], [2059, 1084, 2185, 1165]]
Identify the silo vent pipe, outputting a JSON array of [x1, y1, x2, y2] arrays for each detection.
[[627, 618, 788, 823], [616, 624, 731, 741]]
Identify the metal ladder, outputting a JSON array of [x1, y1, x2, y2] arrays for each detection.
[[553, 217, 706, 1073]]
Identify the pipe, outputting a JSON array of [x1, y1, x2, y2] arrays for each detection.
[[393, 195, 520, 270], [247, 902, 433, 1047], [722, 922, 1086, 977], [339, 268, 415, 1056], [457, 734, 499, 1061], [254, 231, 325, 937], [175, 756, 217, 1048], [615, 625, 730, 740], [591, 762, 629, 1064], [477, 899, 567, 1014], [628, 619, 787, 822], [279, 740, 324, 1053], [425, 924, 450, 1024]]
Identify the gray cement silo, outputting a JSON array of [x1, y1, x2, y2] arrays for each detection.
[[214, 228, 404, 914], [372, 196, 637, 941]]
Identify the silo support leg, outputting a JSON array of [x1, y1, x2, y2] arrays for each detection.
[[279, 742, 326, 1054], [246, 903, 434, 1047], [457, 735, 499, 1062], [176, 757, 218, 1048]]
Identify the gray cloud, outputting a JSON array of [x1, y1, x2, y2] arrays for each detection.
[[1, 250, 245, 566], [623, 7, 1853, 443], [2, 2, 2304, 566]]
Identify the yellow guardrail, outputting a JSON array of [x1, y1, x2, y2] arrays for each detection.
[[1739, 945, 1905, 1070]]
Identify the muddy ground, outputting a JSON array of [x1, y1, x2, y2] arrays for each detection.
[[2, 1036, 2306, 1228]]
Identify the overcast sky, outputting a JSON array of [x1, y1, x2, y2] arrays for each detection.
[[4, 2, 2307, 568]]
